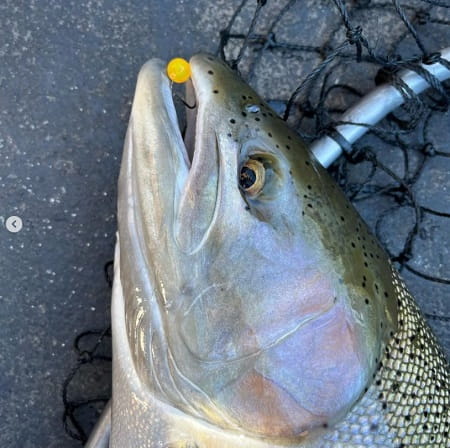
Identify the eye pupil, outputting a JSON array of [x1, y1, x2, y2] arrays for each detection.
[[238, 158, 265, 196], [240, 166, 257, 189]]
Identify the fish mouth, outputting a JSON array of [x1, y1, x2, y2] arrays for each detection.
[[168, 68, 199, 169], [180, 75, 198, 165], [161, 54, 215, 176], [123, 54, 226, 261]]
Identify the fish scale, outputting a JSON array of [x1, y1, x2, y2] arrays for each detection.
[[325, 268, 449, 446]]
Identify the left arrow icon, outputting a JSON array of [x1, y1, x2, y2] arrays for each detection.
[[6, 216, 23, 233]]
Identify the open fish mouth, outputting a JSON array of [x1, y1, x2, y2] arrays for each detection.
[[164, 64, 199, 169], [145, 54, 218, 182], [133, 55, 224, 254]]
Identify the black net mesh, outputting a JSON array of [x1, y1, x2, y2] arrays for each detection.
[[62, 262, 113, 443], [63, 0, 450, 443]]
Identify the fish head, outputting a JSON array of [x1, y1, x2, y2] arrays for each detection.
[[118, 53, 398, 441]]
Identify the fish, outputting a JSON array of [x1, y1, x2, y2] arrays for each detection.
[[87, 54, 449, 447]]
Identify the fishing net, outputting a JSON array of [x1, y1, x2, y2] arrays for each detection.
[[63, 0, 450, 443]]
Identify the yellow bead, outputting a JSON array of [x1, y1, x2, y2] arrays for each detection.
[[167, 58, 191, 83]]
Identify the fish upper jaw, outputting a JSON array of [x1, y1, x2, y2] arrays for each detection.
[[174, 54, 257, 254]]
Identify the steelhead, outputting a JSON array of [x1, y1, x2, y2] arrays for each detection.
[[107, 54, 449, 447]]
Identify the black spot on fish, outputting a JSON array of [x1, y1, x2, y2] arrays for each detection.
[[255, 117, 260, 122], [213, 89, 219, 94], [229, 118, 236, 124], [208, 70, 214, 75], [241, 112, 247, 117]]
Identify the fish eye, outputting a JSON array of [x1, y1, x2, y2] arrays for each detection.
[[239, 159, 265, 197]]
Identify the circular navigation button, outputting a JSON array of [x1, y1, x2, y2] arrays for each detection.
[[6, 216, 23, 233]]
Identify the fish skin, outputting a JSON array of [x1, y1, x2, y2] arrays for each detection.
[[108, 54, 449, 447]]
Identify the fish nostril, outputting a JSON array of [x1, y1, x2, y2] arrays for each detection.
[[244, 104, 260, 113]]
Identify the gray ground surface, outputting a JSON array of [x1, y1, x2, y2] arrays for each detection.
[[0, 1, 448, 447]]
